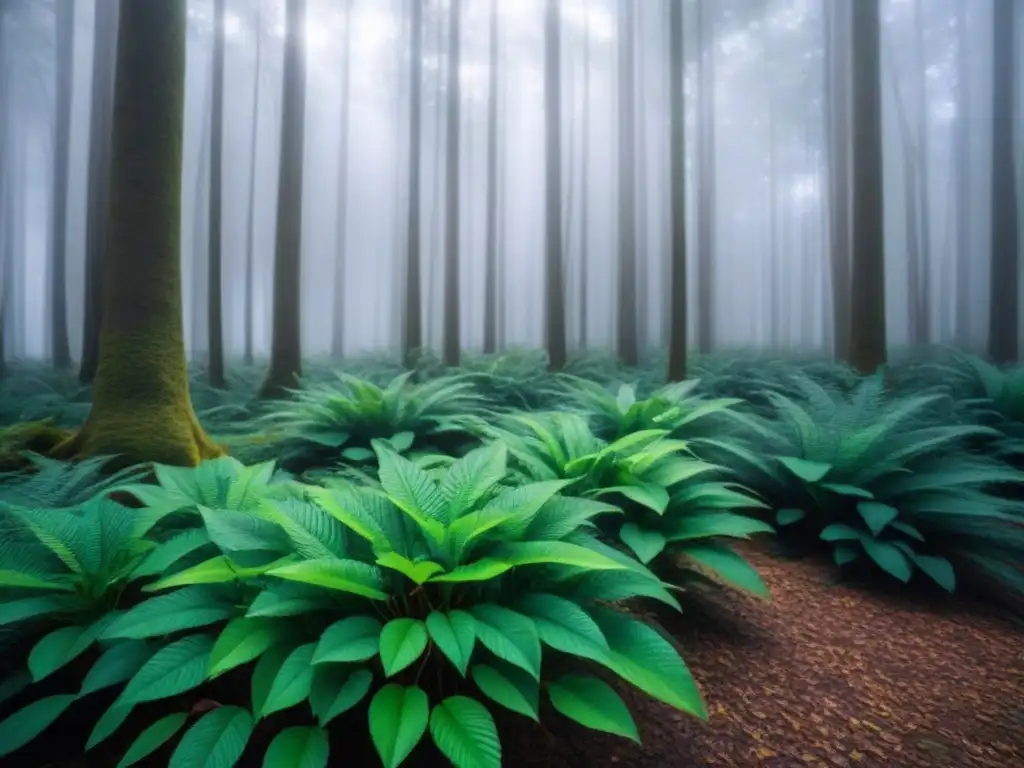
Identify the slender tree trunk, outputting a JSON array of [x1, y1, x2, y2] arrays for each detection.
[[911, 0, 931, 343], [242, 2, 263, 366], [695, 0, 715, 353], [633, 4, 648, 358], [260, 0, 307, 397], [207, 0, 226, 387], [482, 0, 499, 355], [988, 0, 1019, 363], [667, 0, 687, 382], [545, 0, 567, 370], [331, 0, 353, 359], [847, 0, 887, 375], [765, 1, 781, 344], [52, 0, 221, 466], [578, 2, 591, 351], [953, 0, 971, 344], [50, 0, 74, 369], [191, 73, 212, 356], [403, 0, 424, 368], [441, 0, 462, 368], [616, 0, 639, 366]]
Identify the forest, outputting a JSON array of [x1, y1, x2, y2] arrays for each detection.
[[0, 0, 1021, 766]]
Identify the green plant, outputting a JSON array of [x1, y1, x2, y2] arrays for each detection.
[[712, 371, 1024, 599], [0, 453, 148, 509]]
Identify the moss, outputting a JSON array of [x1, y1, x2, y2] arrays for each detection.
[[0, 419, 71, 471]]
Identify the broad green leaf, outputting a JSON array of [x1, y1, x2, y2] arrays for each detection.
[[819, 524, 861, 542], [310, 665, 374, 725], [440, 442, 508, 519], [313, 615, 383, 664], [117, 634, 215, 707], [102, 586, 236, 640], [375, 552, 444, 585], [515, 593, 609, 661], [130, 528, 212, 580], [889, 520, 925, 542], [777, 456, 831, 483], [305, 487, 386, 547], [380, 618, 429, 677], [430, 557, 513, 583], [821, 483, 874, 499], [373, 442, 448, 540], [618, 523, 666, 564], [909, 553, 956, 592], [260, 643, 316, 718], [246, 585, 333, 618], [678, 543, 770, 598], [491, 541, 627, 571], [469, 605, 541, 680], [263, 726, 329, 768], [116, 713, 188, 768], [548, 675, 639, 743], [0, 671, 31, 706], [369, 684, 429, 768], [860, 538, 912, 582], [856, 502, 899, 537], [266, 559, 388, 600], [666, 512, 775, 541], [429, 696, 501, 768], [86, 703, 133, 750], [425, 611, 476, 675], [29, 625, 89, 682], [142, 555, 245, 592], [168, 706, 253, 768], [471, 663, 539, 721], [251, 645, 292, 716], [0, 693, 76, 758], [0, 569, 75, 592], [0, 594, 84, 626], [209, 617, 285, 677], [592, 483, 670, 515], [832, 543, 860, 567], [775, 508, 806, 526]]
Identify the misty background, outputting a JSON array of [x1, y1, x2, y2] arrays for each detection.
[[0, 0, 1021, 366]]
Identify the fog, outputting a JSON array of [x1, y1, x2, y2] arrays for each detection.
[[0, 0, 1021, 363]]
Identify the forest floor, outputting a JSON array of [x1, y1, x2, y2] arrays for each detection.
[[498, 543, 1024, 768]]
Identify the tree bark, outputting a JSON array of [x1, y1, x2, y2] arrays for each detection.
[[616, 0, 639, 367], [847, 0, 887, 375], [51, 0, 222, 467], [206, 0, 226, 387], [260, 0, 307, 398], [695, 0, 715, 353], [242, 2, 263, 366], [545, 0, 567, 370], [578, 2, 590, 351], [441, 0, 462, 368], [50, 0, 74, 369], [331, 0, 353, 359], [482, 0, 499, 355], [403, 0, 424, 368], [953, 0, 971, 344], [666, 0, 687, 382]]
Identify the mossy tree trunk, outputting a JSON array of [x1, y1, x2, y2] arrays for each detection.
[[51, 0, 223, 468], [207, 0, 226, 388], [666, 0, 687, 383], [260, 0, 307, 398], [50, 0, 74, 370]]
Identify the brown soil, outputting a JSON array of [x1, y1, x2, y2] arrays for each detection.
[[500, 545, 1024, 768]]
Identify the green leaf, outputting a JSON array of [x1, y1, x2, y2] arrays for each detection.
[[259, 643, 316, 719], [86, 703, 133, 750], [515, 593, 609, 662], [889, 520, 925, 542], [369, 684, 429, 768], [665, 511, 775, 541], [618, 523, 666, 564], [596, 483, 670, 515], [342, 446, 376, 461], [380, 618, 429, 677], [309, 666, 374, 726], [117, 634, 215, 707], [429, 696, 501, 768], [168, 706, 253, 768], [440, 442, 508, 519], [909, 553, 956, 592], [209, 617, 285, 677], [469, 605, 541, 680], [430, 558, 512, 583], [266, 559, 388, 600], [0, 671, 31, 706], [856, 502, 899, 536], [820, 483, 874, 499], [130, 528, 212, 579], [860, 538, 912, 582], [28, 625, 89, 682], [101, 586, 236, 640], [116, 713, 189, 768], [375, 552, 444, 585], [678, 543, 770, 597], [250, 645, 291, 716], [425, 611, 476, 676], [548, 675, 639, 743], [832, 543, 860, 567], [0, 693, 76, 758], [263, 726, 329, 768], [143, 555, 245, 592], [471, 663, 539, 721], [0, 569, 75, 592], [313, 615, 383, 664], [491, 541, 628, 571], [775, 508, 806, 526], [373, 442, 448, 540], [777, 456, 831, 483], [819, 523, 861, 542], [0, 595, 84, 626]]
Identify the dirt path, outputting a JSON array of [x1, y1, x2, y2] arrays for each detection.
[[502, 546, 1024, 767]]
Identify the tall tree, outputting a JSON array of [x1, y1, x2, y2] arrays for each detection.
[[695, 0, 716, 352], [207, 0, 226, 387], [331, 0, 354, 359], [52, 0, 222, 466], [441, 0, 461, 368], [260, 0, 307, 397], [50, 0, 74, 369], [80, 0, 119, 383], [953, 0, 971, 343], [242, 1, 263, 366], [910, 0, 931, 343], [616, 0, 639, 366], [988, 0, 1019, 363], [482, 0, 499, 355], [403, 0, 424, 368], [847, 0, 887, 375], [666, 0, 687, 382], [545, 0, 567, 369], [577, 1, 591, 351]]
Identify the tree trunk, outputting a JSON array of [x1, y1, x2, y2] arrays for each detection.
[[578, 1, 591, 351], [51, 0, 222, 467], [260, 0, 307, 398], [953, 0, 971, 344], [988, 0, 1019, 363], [441, 0, 462, 368], [331, 0, 353, 359], [403, 0, 424, 368], [847, 0, 887, 375], [911, 0, 931, 344], [50, 0, 74, 369], [545, 0, 567, 370], [207, 0, 226, 387], [616, 0, 639, 367], [695, 0, 715, 353], [666, 0, 687, 382], [482, 0, 499, 355], [242, 2, 263, 366]]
